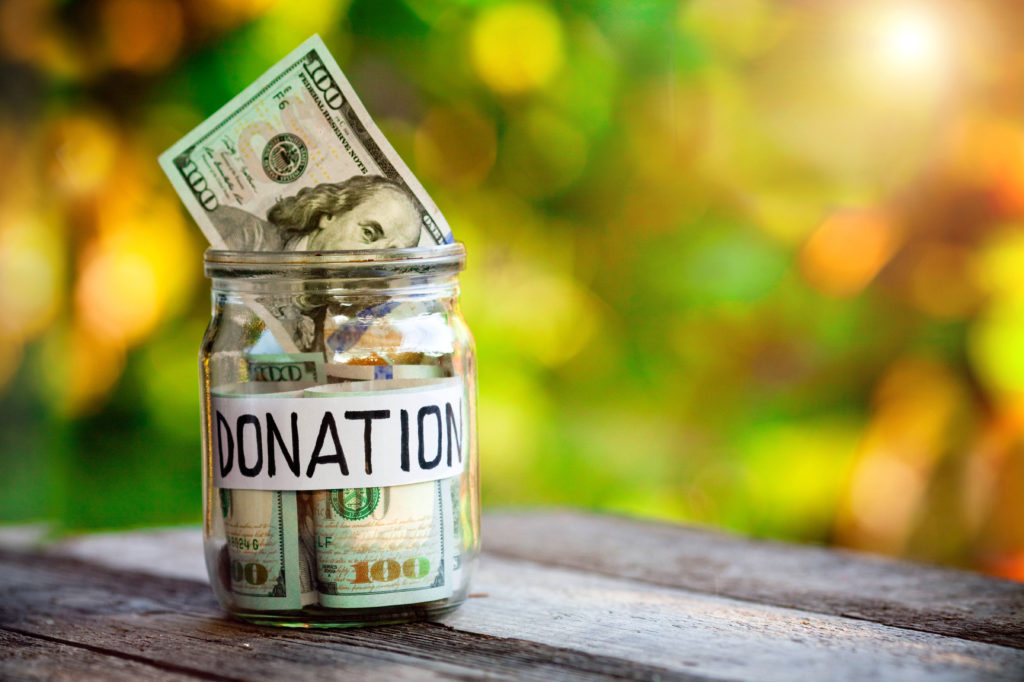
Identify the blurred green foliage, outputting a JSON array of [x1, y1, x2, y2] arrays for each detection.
[[1, 0, 1024, 580]]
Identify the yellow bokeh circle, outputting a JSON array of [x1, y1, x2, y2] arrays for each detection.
[[470, 2, 564, 95]]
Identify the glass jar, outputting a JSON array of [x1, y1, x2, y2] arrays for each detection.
[[199, 244, 478, 628]]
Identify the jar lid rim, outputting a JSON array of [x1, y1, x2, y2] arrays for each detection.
[[204, 242, 465, 266]]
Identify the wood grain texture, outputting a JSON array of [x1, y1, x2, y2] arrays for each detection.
[[483, 510, 1024, 649], [1, 513, 1023, 681], [444, 556, 1024, 682], [0, 629, 207, 681], [0, 550, 703, 682]]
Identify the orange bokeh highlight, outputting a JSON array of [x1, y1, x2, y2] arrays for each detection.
[[75, 193, 196, 349], [101, 0, 183, 73], [76, 238, 161, 348], [991, 133, 1024, 217], [943, 114, 1024, 215], [837, 357, 963, 554], [984, 552, 1024, 582], [800, 209, 900, 297]]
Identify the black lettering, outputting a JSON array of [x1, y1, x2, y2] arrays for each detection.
[[216, 411, 234, 477], [267, 412, 300, 477], [446, 400, 463, 466], [307, 412, 348, 477], [345, 410, 390, 475], [418, 405, 443, 470], [400, 409, 410, 472], [236, 414, 263, 477]]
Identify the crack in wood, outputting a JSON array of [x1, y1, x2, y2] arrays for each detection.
[[1, 625, 243, 682], [0, 549, 715, 682]]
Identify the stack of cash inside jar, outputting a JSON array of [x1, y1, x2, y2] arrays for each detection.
[[159, 35, 468, 611]]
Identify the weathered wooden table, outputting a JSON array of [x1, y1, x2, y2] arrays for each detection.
[[2, 510, 1022, 680]]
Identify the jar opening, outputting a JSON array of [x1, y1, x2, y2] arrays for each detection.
[[204, 243, 465, 281]]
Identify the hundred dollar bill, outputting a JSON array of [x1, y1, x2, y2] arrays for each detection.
[[214, 354, 326, 609], [158, 34, 452, 252], [218, 489, 313, 610], [161, 34, 455, 354], [312, 481, 453, 608], [211, 351, 326, 396], [247, 353, 324, 607], [247, 352, 325, 386]]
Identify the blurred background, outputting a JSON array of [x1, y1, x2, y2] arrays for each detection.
[[1, 0, 1023, 579]]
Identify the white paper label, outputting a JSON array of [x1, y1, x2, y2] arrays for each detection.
[[212, 380, 466, 490]]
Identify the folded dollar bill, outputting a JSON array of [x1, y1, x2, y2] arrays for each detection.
[[161, 35, 456, 357], [159, 34, 452, 252], [218, 489, 316, 610]]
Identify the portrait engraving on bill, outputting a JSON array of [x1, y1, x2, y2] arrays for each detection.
[[209, 174, 423, 252], [212, 174, 425, 354]]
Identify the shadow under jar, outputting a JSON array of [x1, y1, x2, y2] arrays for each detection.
[[199, 244, 479, 628]]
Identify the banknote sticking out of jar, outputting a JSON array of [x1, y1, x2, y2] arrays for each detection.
[[199, 245, 479, 627]]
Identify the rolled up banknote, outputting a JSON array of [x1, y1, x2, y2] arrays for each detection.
[[312, 481, 453, 608], [214, 356, 326, 610], [246, 352, 325, 386], [218, 488, 312, 610]]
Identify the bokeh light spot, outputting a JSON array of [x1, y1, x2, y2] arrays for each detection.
[[974, 227, 1024, 302], [839, 357, 963, 553], [77, 245, 160, 347], [49, 114, 120, 196], [74, 190, 196, 352], [877, 7, 944, 72], [461, 246, 601, 369], [470, 2, 564, 95], [969, 300, 1024, 399], [801, 209, 899, 297], [0, 213, 63, 342], [101, 0, 184, 73]]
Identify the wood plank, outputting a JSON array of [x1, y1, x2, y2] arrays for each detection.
[[483, 511, 1024, 649], [5, 537, 1024, 681], [443, 556, 1024, 682], [0, 550, 700, 682], [0, 628, 212, 681], [54, 527, 207, 581]]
